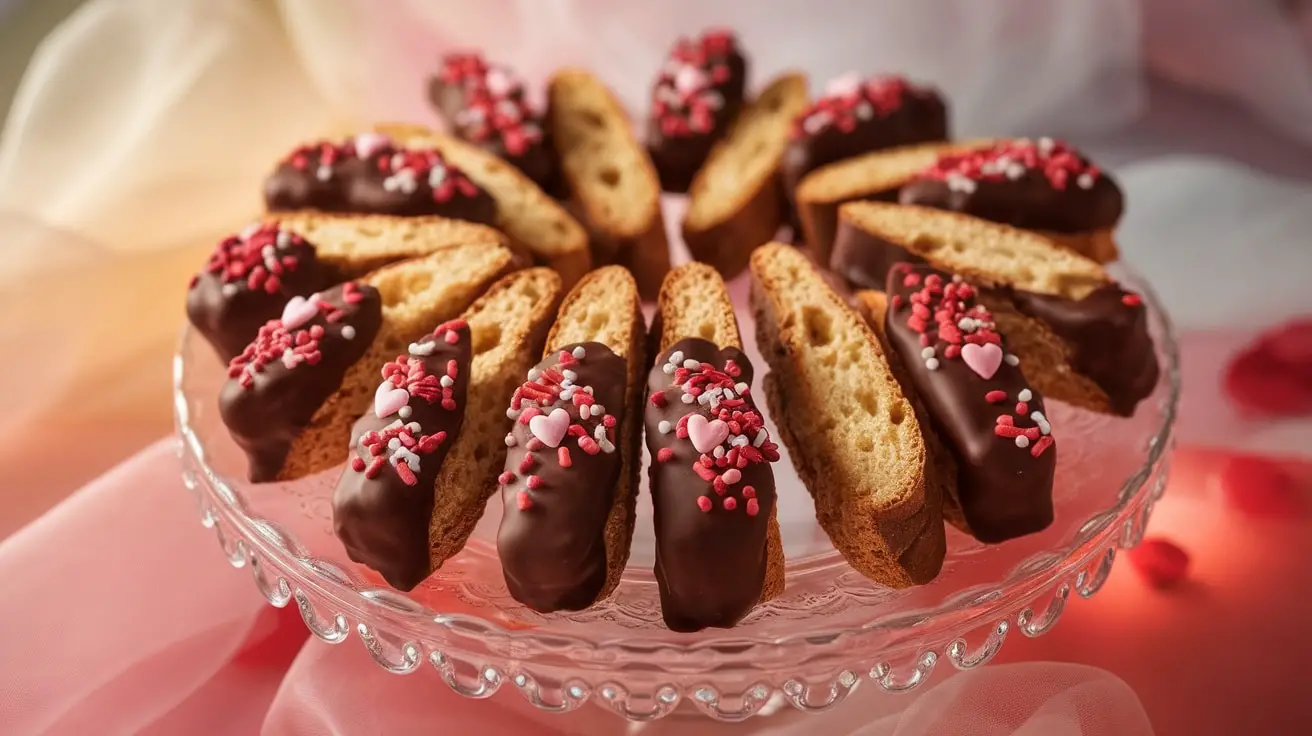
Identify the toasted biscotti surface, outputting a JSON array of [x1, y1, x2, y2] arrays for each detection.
[[542, 266, 645, 601], [796, 140, 992, 205], [840, 201, 1109, 298], [685, 72, 810, 229], [269, 211, 506, 278], [278, 244, 517, 482], [656, 262, 743, 351], [547, 70, 663, 241], [375, 123, 591, 288], [428, 268, 564, 567], [749, 243, 943, 586]]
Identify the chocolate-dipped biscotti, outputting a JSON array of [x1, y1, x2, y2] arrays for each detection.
[[682, 72, 809, 279], [857, 266, 1056, 543], [378, 123, 592, 290], [219, 241, 516, 482], [547, 69, 671, 299], [832, 202, 1158, 416], [646, 263, 783, 631], [749, 244, 947, 587], [782, 73, 947, 232], [645, 29, 749, 193], [428, 53, 564, 198], [187, 216, 505, 362], [332, 268, 563, 590], [497, 267, 645, 612]]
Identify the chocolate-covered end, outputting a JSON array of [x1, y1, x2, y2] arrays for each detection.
[[645, 339, 780, 631], [219, 282, 383, 483], [885, 265, 1055, 542], [646, 29, 748, 193], [263, 133, 498, 225], [1010, 287, 1159, 416], [782, 73, 948, 198], [829, 216, 926, 291], [186, 223, 329, 362], [497, 343, 629, 613], [332, 320, 473, 591], [428, 53, 564, 197], [898, 138, 1123, 234]]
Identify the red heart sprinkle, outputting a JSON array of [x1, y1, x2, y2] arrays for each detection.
[[1128, 538, 1190, 589]]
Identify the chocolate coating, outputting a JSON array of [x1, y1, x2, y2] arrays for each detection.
[[898, 141, 1123, 233], [885, 266, 1055, 542], [782, 79, 947, 202], [646, 339, 778, 632], [264, 138, 499, 225], [219, 282, 383, 482], [1010, 287, 1159, 416], [829, 216, 927, 291], [186, 224, 329, 362], [332, 321, 472, 591], [497, 343, 629, 612], [646, 33, 748, 193]]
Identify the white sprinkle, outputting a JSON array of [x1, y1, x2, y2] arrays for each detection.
[[753, 429, 767, 447], [316, 165, 333, 182], [583, 386, 594, 395], [563, 369, 578, 382], [406, 422, 421, 432], [730, 435, 749, 447], [1037, 137, 1055, 154], [1004, 354, 1020, 366], [1018, 389, 1033, 402], [921, 347, 936, 359], [683, 359, 700, 370], [662, 364, 675, 375], [409, 341, 435, 356], [261, 245, 277, 260], [560, 388, 574, 401], [382, 177, 398, 192], [357, 434, 368, 448], [528, 368, 541, 381], [506, 407, 519, 420], [384, 419, 404, 431], [681, 393, 695, 404], [387, 438, 402, 450], [1005, 163, 1027, 180], [713, 446, 726, 459], [723, 390, 736, 400], [398, 406, 412, 419], [703, 90, 725, 110], [1015, 435, 1031, 449], [735, 382, 749, 395], [276, 231, 292, 248], [658, 420, 672, 434], [341, 325, 356, 340], [925, 358, 941, 371], [1031, 410, 1046, 423], [1077, 172, 1095, 190], [504, 434, 517, 447], [440, 375, 454, 388], [221, 283, 239, 297], [855, 102, 874, 120], [240, 223, 261, 240], [572, 346, 586, 359], [697, 392, 714, 405], [958, 318, 976, 332], [670, 351, 684, 364]]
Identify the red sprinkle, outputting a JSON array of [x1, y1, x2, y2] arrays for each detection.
[[1122, 293, 1143, 307], [650, 391, 667, 407], [1031, 435, 1055, 458], [444, 330, 460, 344], [1128, 538, 1190, 589], [557, 446, 572, 468], [497, 471, 515, 485], [723, 496, 738, 511], [516, 490, 533, 510], [526, 475, 543, 490], [985, 390, 1008, 404], [921, 139, 1100, 191], [745, 498, 760, 517], [657, 447, 675, 463], [696, 495, 713, 513], [1016, 402, 1029, 415]]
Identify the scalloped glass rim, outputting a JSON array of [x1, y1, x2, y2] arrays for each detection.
[[174, 266, 1179, 670]]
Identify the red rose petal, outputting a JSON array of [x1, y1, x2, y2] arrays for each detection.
[[1224, 346, 1312, 417], [1128, 538, 1190, 589], [1219, 455, 1304, 518], [1263, 319, 1312, 365]]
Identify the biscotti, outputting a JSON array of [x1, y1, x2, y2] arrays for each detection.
[[497, 267, 645, 612], [682, 72, 809, 280], [332, 268, 563, 590], [645, 29, 749, 193], [646, 263, 783, 631], [379, 123, 592, 289], [749, 243, 945, 587], [428, 53, 564, 197], [861, 265, 1057, 543], [782, 73, 947, 233], [795, 140, 985, 263], [833, 202, 1158, 416], [547, 69, 671, 300], [219, 242, 516, 482]]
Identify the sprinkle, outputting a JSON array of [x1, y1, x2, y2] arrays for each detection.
[[1015, 435, 1031, 449], [572, 346, 586, 358], [723, 496, 738, 511], [683, 359, 700, 370], [1128, 538, 1190, 589], [920, 139, 1101, 191], [526, 475, 543, 489], [722, 468, 742, 485], [1018, 389, 1033, 402], [1031, 435, 1055, 457], [558, 446, 572, 467], [985, 390, 1007, 404], [734, 381, 749, 395], [1016, 402, 1029, 415], [1122, 293, 1143, 307], [341, 326, 356, 340], [925, 358, 940, 371], [921, 347, 936, 359], [681, 393, 695, 404], [398, 406, 412, 419], [697, 495, 713, 513], [1004, 354, 1020, 366], [504, 434, 516, 447], [516, 491, 533, 510], [497, 471, 515, 485], [519, 453, 534, 473], [746, 498, 760, 516], [657, 447, 675, 463], [650, 391, 667, 407]]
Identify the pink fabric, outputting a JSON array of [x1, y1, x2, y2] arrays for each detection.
[[3, 440, 1310, 734]]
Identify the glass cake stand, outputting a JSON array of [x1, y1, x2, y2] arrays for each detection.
[[173, 264, 1178, 723]]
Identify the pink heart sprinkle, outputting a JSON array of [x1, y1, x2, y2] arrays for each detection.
[[374, 382, 410, 418], [280, 295, 320, 330], [528, 407, 570, 448], [961, 342, 1003, 380], [687, 414, 730, 454], [353, 132, 391, 159]]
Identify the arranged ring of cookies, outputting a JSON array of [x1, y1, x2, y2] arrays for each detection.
[[186, 29, 1159, 632]]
